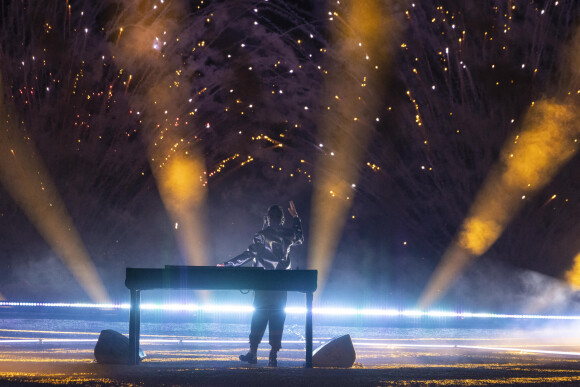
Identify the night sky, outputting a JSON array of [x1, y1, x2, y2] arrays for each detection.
[[1, 0, 580, 312]]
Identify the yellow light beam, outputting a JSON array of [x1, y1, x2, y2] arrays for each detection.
[[109, 0, 208, 266], [419, 98, 580, 309], [565, 251, 580, 289], [0, 76, 110, 303], [308, 1, 400, 292], [154, 153, 208, 266]]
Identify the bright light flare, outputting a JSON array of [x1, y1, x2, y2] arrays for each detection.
[[420, 98, 580, 309], [0, 76, 110, 303], [3, 301, 580, 320]]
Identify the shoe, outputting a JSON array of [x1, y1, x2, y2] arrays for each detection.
[[268, 351, 278, 367], [239, 351, 257, 364]]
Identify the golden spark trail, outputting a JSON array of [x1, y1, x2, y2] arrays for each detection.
[[0, 76, 110, 303]]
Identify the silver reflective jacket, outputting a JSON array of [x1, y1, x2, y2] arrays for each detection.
[[223, 216, 303, 270]]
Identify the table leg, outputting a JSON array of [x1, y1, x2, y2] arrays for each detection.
[[305, 291, 313, 368], [129, 289, 141, 365]]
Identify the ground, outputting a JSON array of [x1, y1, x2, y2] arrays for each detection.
[[2, 314, 580, 385]]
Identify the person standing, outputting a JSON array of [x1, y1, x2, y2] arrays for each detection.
[[218, 201, 303, 367]]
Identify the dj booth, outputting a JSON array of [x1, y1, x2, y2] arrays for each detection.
[[125, 266, 318, 367]]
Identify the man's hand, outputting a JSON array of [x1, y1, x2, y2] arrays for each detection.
[[288, 200, 298, 218], [217, 263, 225, 267]]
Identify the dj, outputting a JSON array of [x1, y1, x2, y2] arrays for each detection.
[[218, 201, 304, 367]]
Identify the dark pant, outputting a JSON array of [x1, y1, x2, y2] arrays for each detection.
[[249, 290, 287, 351]]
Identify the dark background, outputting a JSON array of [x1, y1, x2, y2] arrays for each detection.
[[1, 0, 579, 313]]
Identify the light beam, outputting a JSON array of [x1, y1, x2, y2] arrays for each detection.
[[0, 76, 110, 303], [108, 0, 208, 266], [4, 301, 580, 321], [419, 98, 580, 308], [565, 251, 580, 288], [308, 0, 400, 292]]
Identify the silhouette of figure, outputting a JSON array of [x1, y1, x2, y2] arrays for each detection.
[[218, 201, 303, 366]]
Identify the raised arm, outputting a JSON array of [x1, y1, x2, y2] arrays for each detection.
[[288, 200, 304, 245], [288, 200, 298, 218]]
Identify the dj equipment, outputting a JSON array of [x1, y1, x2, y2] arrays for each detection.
[[125, 266, 317, 366]]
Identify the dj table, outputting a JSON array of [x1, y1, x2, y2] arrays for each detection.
[[125, 266, 318, 367]]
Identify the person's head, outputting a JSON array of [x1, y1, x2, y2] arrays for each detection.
[[266, 205, 285, 226]]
